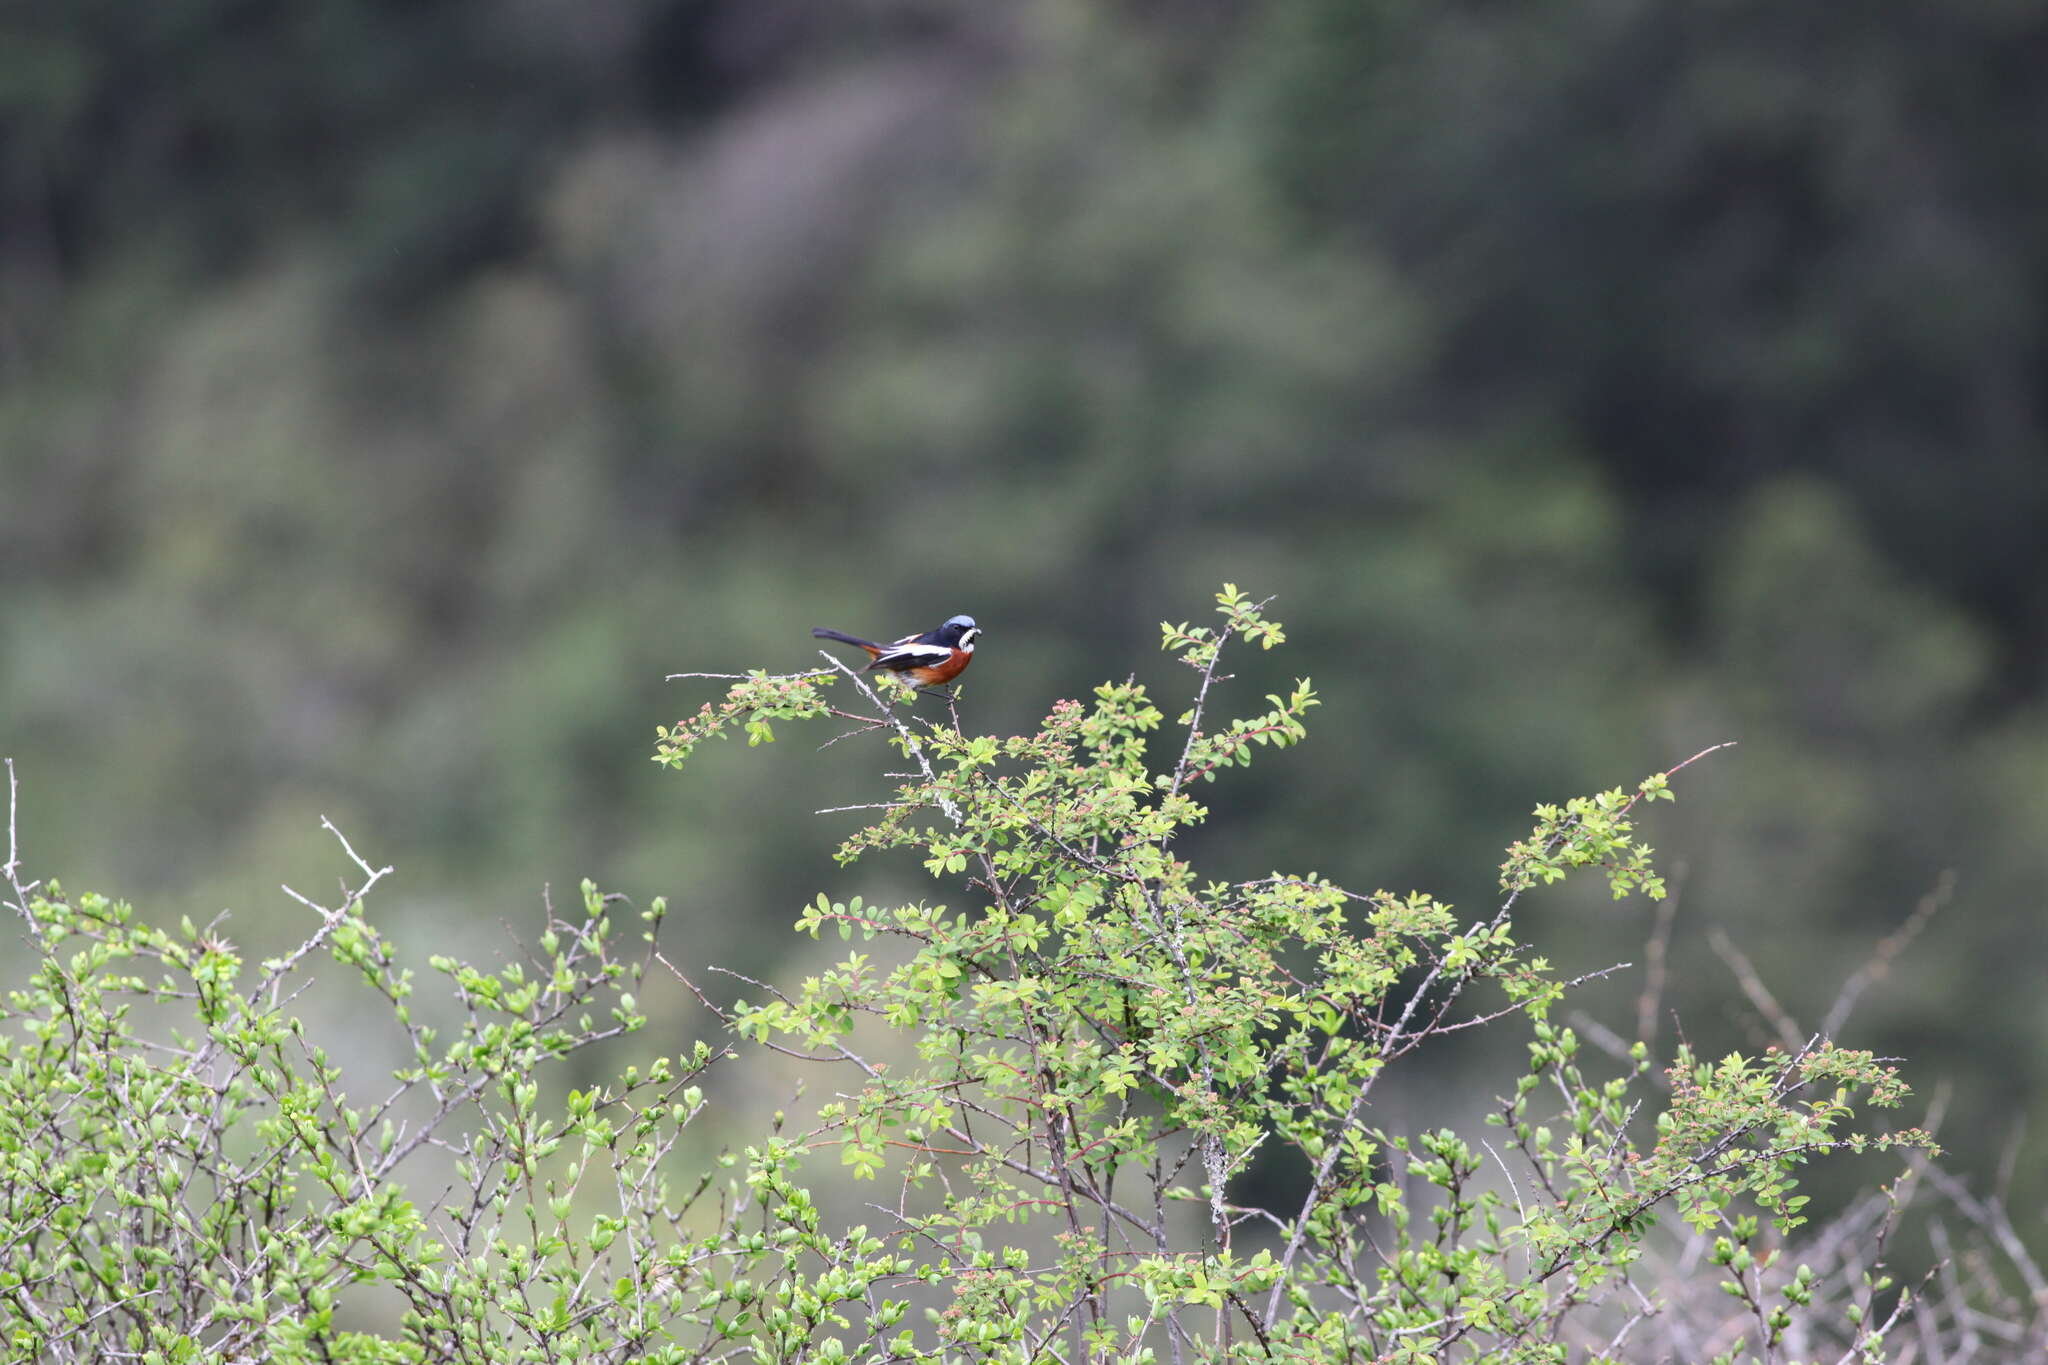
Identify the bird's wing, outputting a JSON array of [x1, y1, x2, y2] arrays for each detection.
[[869, 641, 954, 670]]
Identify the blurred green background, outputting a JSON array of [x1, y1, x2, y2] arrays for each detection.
[[4, 0, 2044, 1208]]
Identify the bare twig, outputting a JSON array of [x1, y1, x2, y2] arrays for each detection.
[[2, 757, 17, 883], [816, 650, 962, 826], [1708, 927, 1806, 1052], [254, 819, 394, 1004], [1913, 1164, 2048, 1310], [3, 757, 41, 919], [1636, 862, 1685, 1050], [1822, 871, 1953, 1040], [664, 668, 833, 682]]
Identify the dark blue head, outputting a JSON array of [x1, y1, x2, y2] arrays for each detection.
[[940, 615, 980, 649]]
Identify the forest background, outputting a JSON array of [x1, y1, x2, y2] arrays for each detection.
[[3, 0, 2045, 1227]]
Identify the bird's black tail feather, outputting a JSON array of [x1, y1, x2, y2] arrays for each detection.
[[812, 627, 879, 651]]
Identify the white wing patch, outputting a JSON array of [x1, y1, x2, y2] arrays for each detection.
[[873, 642, 952, 669]]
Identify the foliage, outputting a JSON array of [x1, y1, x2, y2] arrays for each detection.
[[0, 586, 1989, 1361], [8, 0, 2048, 1210], [650, 588, 1946, 1361], [0, 808, 726, 1363]]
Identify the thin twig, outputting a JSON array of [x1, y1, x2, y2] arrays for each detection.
[[664, 668, 833, 682], [1822, 871, 1953, 1040], [3, 757, 42, 919], [817, 651, 962, 826], [1636, 862, 1685, 1050], [1708, 927, 1806, 1052], [2, 757, 18, 884]]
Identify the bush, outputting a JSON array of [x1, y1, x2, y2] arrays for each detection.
[[1, 586, 2027, 1362]]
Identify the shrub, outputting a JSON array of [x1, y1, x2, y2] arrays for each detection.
[[1, 585, 2021, 1363]]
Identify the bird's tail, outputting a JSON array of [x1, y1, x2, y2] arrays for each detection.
[[812, 627, 880, 652]]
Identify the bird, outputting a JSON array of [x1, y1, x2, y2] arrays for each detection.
[[812, 615, 981, 695]]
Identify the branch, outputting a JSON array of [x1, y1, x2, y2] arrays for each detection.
[[3, 757, 40, 921], [665, 668, 833, 682], [816, 651, 961, 826], [1163, 598, 1272, 803], [253, 818, 395, 1006], [1709, 928, 1806, 1053], [1821, 871, 1953, 1041]]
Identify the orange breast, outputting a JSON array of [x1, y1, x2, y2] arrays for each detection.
[[906, 649, 972, 687]]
